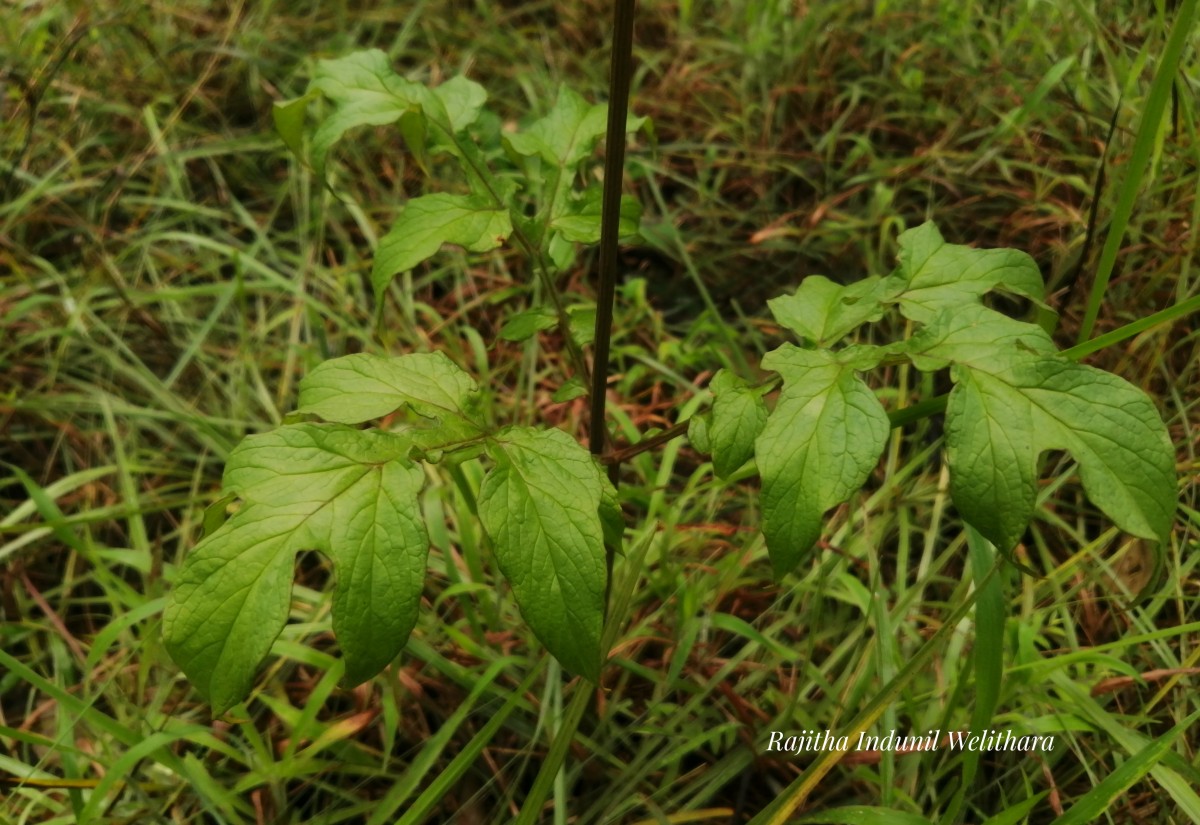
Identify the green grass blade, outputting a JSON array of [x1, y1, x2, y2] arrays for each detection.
[[1051, 709, 1200, 825], [1049, 672, 1200, 819], [793, 808, 935, 825], [1077, 0, 1199, 342], [365, 657, 526, 825], [747, 557, 999, 825], [390, 662, 544, 825], [941, 527, 1006, 825]]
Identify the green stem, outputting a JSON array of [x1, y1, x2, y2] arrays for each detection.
[[434, 124, 592, 384]]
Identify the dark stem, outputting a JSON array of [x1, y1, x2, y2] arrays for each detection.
[[589, 0, 637, 459], [592, 0, 637, 619]]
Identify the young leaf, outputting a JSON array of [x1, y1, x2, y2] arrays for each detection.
[[768, 275, 887, 347], [504, 85, 642, 168], [551, 187, 643, 244], [567, 305, 597, 347], [298, 352, 480, 427], [372, 194, 512, 294], [883, 222, 1046, 323], [305, 50, 432, 179], [477, 427, 613, 681], [290, 49, 488, 179], [273, 93, 315, 159], [708, 369, 768, 478], [431, 75, 488, 133], [499, 308, 558, 342], [755, 345, 889, 576], [163, 424, 429, 712], [551, 377, 588, 403]]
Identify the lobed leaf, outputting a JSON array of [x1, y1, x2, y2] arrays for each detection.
[[1020, 359, 1175, 543], [372, 194, 512, 294], [163, 424, 429, 712], [891, 226, 1176, 552], [298, 351, 480, 428], [550, 187, 643, 244], [908, 312, 1176, 550], [768, 275, 887, 347], [275, 49, 488, 180], [756, 346, 889, 575], [477, 427, 613, 681], [504, 85, 643, 169], [884, 221, 1046, 323]]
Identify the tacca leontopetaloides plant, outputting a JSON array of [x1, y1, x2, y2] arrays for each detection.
[[162, 49, 1177, 716]]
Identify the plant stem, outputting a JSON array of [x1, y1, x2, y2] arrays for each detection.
[[589, 0, 637, 460], [435, 126, 593, 385]]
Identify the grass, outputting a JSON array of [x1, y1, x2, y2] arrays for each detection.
[[2, 0, 1199, 823]]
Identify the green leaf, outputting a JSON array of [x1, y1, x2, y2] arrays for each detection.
[[905, 303, 1055, 371], [944, 365, 1038, 552], [687, 411, 712, 455], [939, 353, 1175, 550], [372, 194, 512, 294], [567, 305, 596, 347], [163, 424, 429, 712], [883, 222, 1046, 324], [909, 307, 1175, 548], [499, 308, 558, 342], [273, 94, 314, 159], [708, 370, 767, 478], [768, 275, 887, 347], [306, 50, 431, 179], [505, 85, 642, 168], [298, 50, 486, 179], [551, 377, 588, 403], [477, 427, 613, 681], [1019, 360, 1174, 542], [550, 187, 643, 244], [431, 75, 488, 133], [755, 346, 889, 575], [298, 352, 480, 428]]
